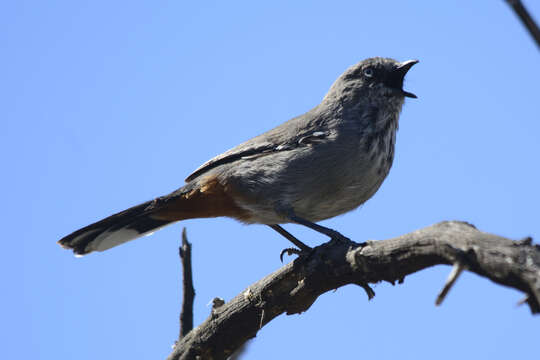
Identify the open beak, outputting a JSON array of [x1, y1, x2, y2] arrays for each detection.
[[395, 59, 418, 98]]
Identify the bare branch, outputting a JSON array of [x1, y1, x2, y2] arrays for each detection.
[[178, 228, 195, 340], [506, 0, 540, 48], [168, 221, 540, 360]]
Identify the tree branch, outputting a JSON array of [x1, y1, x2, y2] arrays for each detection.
[[178, 228, 195, 340], [168, 221, 540, 360], [505, 0, 540, 48]]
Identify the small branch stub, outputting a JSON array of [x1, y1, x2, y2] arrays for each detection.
[[435, 262, 465, 306]]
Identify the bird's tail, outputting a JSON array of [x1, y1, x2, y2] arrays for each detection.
[[58, 177, 250, 256], [57, 197, 177, 256]]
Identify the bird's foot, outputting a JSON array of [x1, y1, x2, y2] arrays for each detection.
[[279, 246, 312, 262]]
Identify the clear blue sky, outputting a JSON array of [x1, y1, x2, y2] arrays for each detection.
[[5, 1, 540, 359]]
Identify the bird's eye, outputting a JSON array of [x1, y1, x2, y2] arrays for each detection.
[[363, 67, 374, 78]]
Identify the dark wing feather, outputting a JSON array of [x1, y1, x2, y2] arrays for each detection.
[[185, 143, 275, 182], [185, 108, 327, 182]]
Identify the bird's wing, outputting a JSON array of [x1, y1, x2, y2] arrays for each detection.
[[185, 141, 277, 182], [185, 110, 329, 182]]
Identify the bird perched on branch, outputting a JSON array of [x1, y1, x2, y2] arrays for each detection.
[[58, 57, 418, 257]]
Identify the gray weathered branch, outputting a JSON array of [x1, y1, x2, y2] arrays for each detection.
[[168, 221, 540, 360]]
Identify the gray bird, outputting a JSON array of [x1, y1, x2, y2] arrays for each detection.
[[58, 57, 418, 256]]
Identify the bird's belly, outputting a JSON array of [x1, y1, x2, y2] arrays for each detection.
[[223, 140, 394, 225], [294, 168, 387, 222], [233, 160, 389, 224]]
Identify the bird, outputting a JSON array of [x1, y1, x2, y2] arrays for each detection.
[[58, 57, 418, 257]]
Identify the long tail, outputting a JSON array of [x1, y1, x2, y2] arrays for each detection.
[[58, 177, 250, 256], [58, 197, 178, 256]]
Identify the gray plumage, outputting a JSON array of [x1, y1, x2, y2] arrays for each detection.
[[186, 57, 416, 224], [58, 57, 417, 255]]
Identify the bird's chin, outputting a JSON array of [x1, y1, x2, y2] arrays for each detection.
[[383, 88, 403, 98]]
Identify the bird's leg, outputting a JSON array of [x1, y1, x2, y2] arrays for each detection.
[[286, 212, 350, 243], [269, 224, 312, 261], [269, 224, 311, 251], [270, 206, 351, 260]]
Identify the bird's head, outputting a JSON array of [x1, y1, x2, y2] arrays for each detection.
[[324, 57, 418, 107]]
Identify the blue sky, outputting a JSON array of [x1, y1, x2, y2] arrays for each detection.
[[5, 1, 540, 359]]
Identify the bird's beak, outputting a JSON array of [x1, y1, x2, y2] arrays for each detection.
[[395, 59, 418, 98]]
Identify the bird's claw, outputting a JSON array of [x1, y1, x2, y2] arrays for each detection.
[[279, 247, 304, 262]]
